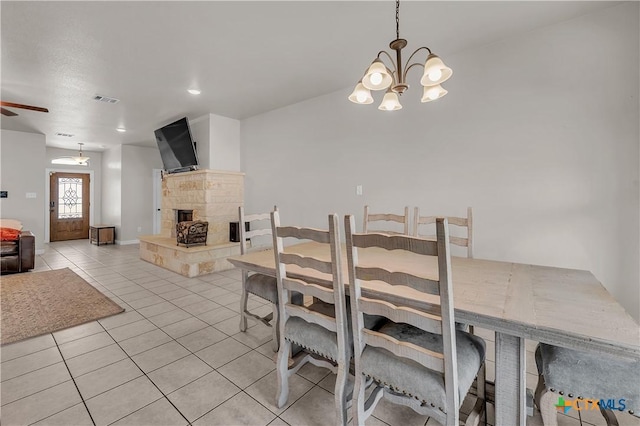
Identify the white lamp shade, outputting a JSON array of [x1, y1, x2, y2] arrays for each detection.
[[362, 59, 393, 91], [420, 54, 453, 86], [421, 84, 448, 102], [348, 82, 374, 104], [378, 91, 402, 111], [51, 157, 89, 166]]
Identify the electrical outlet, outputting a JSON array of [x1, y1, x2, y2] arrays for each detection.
[[137, 226, 142, 232], [26, 192, 36, 199], [356, 185, 363, 196]]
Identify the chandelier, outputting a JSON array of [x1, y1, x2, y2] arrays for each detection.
[[51, 143, 90, 166], [349, 0, 452, 111]]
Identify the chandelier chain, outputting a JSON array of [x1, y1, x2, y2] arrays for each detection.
[[396, 0, 400, 40]]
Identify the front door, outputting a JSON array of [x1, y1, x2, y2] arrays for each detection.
[[49, 172, 90, 241]]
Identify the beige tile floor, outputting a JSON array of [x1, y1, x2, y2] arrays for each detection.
[[1, 241, 638, 425]]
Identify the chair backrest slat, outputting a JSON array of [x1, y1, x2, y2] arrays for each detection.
[[276, 226, 331, 243], [359, 297, 443, 335], [413, 207, 473, 258], [244, 212, 271, 222], [282, 277, 335, 304], [286, 304, 338, 332], [355, 266, 440, 295], [280, 252, 333, 275], [363, 329, 445, 373], [245, 228, 272, 239], [363, 205, 410, 235], [352, 233, 438, 256]]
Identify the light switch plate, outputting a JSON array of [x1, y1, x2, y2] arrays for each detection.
[[26, 192, 37, 199]]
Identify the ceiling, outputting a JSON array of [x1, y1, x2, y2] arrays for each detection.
[[1, 1, 618, 151]]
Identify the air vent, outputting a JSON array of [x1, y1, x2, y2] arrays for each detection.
[[93, 95, 120, 104], [55, 132, 74, 137]]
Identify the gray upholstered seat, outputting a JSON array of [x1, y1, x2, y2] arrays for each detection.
[[245, 273, 278, 303], [284, 300, 385, 362], [360, 322, 485, 412], [536, 343, 639, 418]]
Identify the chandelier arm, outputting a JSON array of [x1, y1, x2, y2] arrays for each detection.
[[403, 46, 432, 70], [403, 62, 426, 82], [377, 50, 398, 75]]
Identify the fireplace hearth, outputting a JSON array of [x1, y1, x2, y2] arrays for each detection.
[[140, 169, 244, 277]]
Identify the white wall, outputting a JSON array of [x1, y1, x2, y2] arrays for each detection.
[[0, 130, 46, 250], [241, 3, 640, 321], [210, 114, 240, 171], [189, 114, 211, 169], [120, 145, 163, 242], [189, 113, 240, 171], [101, 145, 122, 237]]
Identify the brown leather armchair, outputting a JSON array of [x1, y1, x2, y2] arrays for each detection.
[[0, 231, 35, 274]]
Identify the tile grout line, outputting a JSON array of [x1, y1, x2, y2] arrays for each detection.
[[50, 333, 98, 426]]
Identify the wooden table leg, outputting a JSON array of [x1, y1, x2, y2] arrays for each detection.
[[495, 332, 526, 426]]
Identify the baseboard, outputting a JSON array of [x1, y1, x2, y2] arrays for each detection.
[[116, 239, 139, 245], [35, 249, 45, 255]]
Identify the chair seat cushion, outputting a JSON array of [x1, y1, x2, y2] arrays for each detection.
[[284, 301, 385, 362], [360, 322, 485, 412], [537, 343, 639, 412], [245, 273, 279, 303], [245, 273, 304, 306]]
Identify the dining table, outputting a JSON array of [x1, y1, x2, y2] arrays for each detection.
[[227, 241, 640, 426]]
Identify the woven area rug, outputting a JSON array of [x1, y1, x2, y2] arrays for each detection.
[[1, 268, 124, 345]]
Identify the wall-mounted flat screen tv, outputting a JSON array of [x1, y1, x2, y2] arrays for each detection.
[[154, 117, 198, 173]]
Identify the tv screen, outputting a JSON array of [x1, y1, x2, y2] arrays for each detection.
[[154, 117, 198, 172]]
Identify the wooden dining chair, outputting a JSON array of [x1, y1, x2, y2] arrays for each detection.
[[345, 215, 486, 426], [363, 205, 410, 235], [534, 343, 639, 426], [272, 211, 351, 426], [413, 206, 473, 258], [238, 206, 301, 351]]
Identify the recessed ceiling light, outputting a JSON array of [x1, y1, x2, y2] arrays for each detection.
[[188, 89, 201, 95], [116, 128, 126, 133]]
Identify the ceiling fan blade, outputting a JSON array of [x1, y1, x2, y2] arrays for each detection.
[[0, 101, 49, 113], [0, 107, 18, 117]]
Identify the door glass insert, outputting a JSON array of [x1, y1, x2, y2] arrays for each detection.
[[58, 177, 83, 219]]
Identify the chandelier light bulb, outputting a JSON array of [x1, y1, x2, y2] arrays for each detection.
[[428, 68, 442, 82], [370, 72, 383, 86]]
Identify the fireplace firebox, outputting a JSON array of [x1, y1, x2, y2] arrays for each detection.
[[176, 210, 193, 223]]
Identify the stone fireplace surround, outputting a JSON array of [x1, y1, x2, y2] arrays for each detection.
[[139, 169, 244, 277]]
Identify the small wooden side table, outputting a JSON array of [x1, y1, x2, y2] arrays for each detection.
[[90, 225, 115, 245]]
